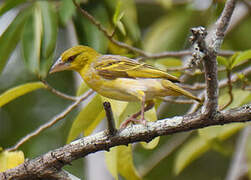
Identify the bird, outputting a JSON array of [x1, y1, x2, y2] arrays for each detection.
[[50, 45, 201, 128]]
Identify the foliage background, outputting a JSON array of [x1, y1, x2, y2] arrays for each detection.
[[0, 0, 250, 179]]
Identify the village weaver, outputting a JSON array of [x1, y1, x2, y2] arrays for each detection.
[[50, 45, 201, 128]]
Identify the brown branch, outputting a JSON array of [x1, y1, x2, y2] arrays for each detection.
[[201, 0, 236, 115], [220, 69, 234, 110], [187, 92, 205, 114], [103, 102, 117, 135], [207, 0, 237, 51], [1, 104, 250, 179], [7, 90, 94, 151], [72, 0, 149, 57], [136, 50, 192, 61], [225, 126, 251, 180], [181, 66, 251, 91], [72, 0, 235, 61], [41, 80, 77, 101], [0, 1, 241, 179], [161, 97, 195, 104]]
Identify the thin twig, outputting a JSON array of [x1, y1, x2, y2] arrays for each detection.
[[243, 0, 251, 9], [72, 0, 149, 57], [7, 90, 94, 151], [73, 0, 235, 60], [220, 69, 233, 110], [180, 66, 251, 91], [218, 50, 235, 56], [160, 97, 195, 104], [187, 92, 205, 114], [41, 80, 77, 101], [136, 50, 192, 61], [103, 102, 117, 135], [225, 126, 251, 180]]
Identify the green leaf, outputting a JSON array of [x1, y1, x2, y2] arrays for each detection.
[[155, 58, 182, 77], [84, 110, 105, 136], [141, 107, 160, 149], [40, 1, 57, 58], [0, 150, 24, 172], [74, 3, 109, 53], [117, 145, 141, 180], [39, 1, 58, 77], [198, 123, 244, 143], [105, 0, 140, 41], [0, 9, 31, 75], [105, 147, 118, 180], [67, 94, 104, 143], [229, 52, 240, 69], [217, 123, 244, 141], [174, 136, 210, 175], [219, 89, 251, 109], [217, 56, 229, 67], [175, 89, 250, 174], [101, 97, 128, 128], [0, 0, 27, 16], [113, 0, 126, 36], [0, 82, 45, 107], [21, 4, 42, 74], [121, 0, 140, 41], [231, 50, 251, 69], [155, 58, 182, 68], [246, 131, 251, 179], [76, 82, 89, 96], [199, 89, 250, 144], [105, 146, 141, 180], [59, 0, 76, 26], [143, 11, 192, 53], [211, 141, 232, 156], [157, 0, 173, 9]]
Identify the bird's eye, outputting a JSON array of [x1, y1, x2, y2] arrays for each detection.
[[67, 55, 76, 62]]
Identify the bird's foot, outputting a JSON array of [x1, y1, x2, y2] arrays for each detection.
[[120, 117, 147, 129]]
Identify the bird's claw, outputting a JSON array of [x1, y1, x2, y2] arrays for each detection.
[[120, 117, 147, 129]]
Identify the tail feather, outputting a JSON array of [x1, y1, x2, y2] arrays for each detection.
[[161, 80, 201, 103]]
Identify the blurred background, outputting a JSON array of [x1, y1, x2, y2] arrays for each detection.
[[0, 0, 251, 179]]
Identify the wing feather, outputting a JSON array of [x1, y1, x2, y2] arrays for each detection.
[[95, 55, 180, 82]]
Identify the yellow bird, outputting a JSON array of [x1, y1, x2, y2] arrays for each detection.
[[50, 45, 201, 128]]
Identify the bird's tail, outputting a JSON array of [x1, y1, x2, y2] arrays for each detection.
[[161, 80, 202, 103]]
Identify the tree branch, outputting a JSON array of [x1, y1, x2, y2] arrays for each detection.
[[72, 0, 235, 60], [41, 80, 77, 101], [220, 69, 233, 110], [180, 66, 251, 91], [103, 102, 117, 135], [7, 90, 94, 151], [0, 0, 242, 179], [1, 104, 250, 179], [202, 0, 236, 115]]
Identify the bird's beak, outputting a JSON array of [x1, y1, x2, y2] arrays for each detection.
[[49, 57, 70, 74]]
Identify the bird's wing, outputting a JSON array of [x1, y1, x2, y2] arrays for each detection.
[[94, 55, 180, 82]]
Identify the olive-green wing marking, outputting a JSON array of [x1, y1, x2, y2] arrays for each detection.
[[95, 55, 180, 82]]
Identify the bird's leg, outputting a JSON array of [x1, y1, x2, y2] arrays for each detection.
[[120, 99, 154, 129], [139, 95, 147, 125]]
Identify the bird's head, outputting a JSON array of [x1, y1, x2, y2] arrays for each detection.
[[49, 45, 100, 74]]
